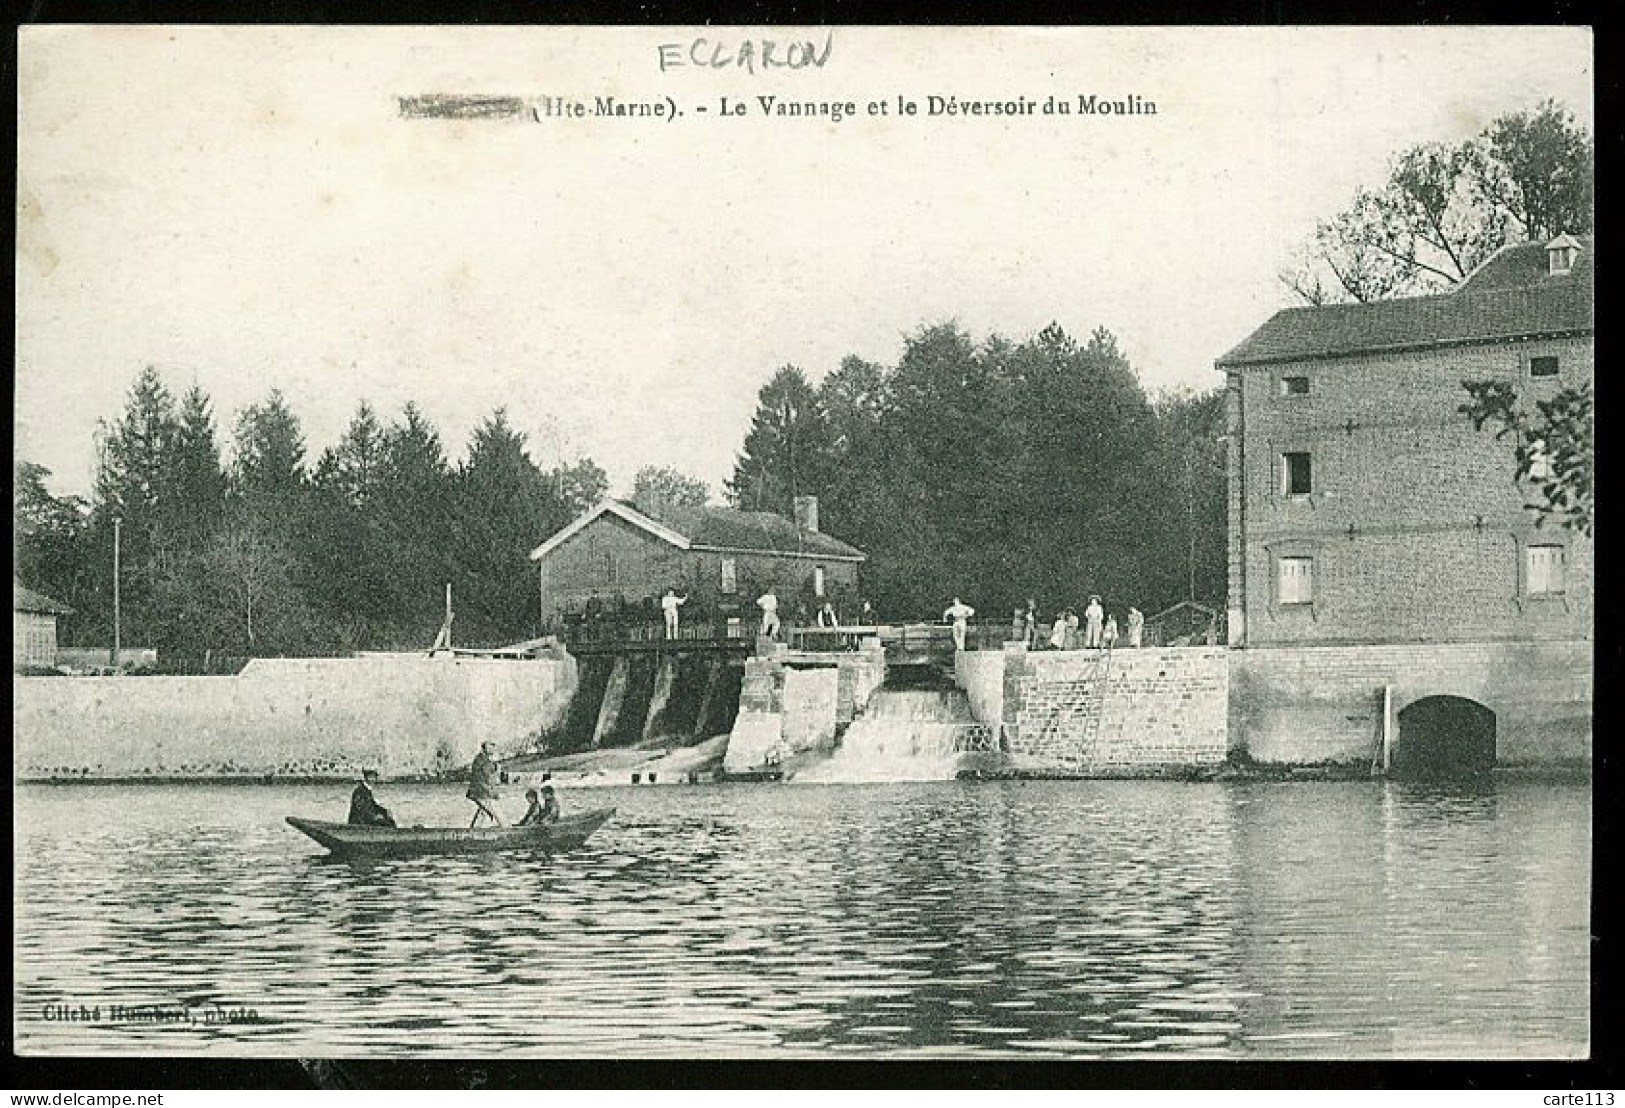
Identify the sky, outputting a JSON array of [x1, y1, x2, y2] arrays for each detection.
[[15, 25, 1594, 501]]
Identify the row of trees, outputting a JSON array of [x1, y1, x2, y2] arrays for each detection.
[[1282, 100, 1593, 304], [16, 331, 1224, 662], [726, 321, 1228, 621], [16, 369, 610, 661], [17, 99, 1588, 659]]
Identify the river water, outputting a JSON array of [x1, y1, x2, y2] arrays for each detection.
[[14, 778, 1589, 1059]]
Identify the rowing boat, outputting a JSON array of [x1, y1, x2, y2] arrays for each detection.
[[286, 807, 615, 859]]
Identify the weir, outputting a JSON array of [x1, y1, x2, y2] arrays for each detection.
[[795, 669, 999, 783], [541, 646, 744, 756]]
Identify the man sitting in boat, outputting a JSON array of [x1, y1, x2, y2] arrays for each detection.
[[467, 741, 505, 827], [348, 769, 396, 827], [518, 785, 560, 827]]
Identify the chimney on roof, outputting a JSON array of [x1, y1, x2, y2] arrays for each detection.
[[1546, 233, 1581, 277], [793, 495, 819, 534]]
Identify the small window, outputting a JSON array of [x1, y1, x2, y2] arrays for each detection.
[[1526, 545, 1565, 595], [1530, 356, 1559, 378], [720, 556, 737, 594], [1282, 452, 1312, 496], [1278, 557, 1314, 605], [602, 552, 617, 585], [1280, 376, 1310, 396], [814, 566, 826, 597]]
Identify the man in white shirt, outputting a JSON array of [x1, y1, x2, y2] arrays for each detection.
[[661, 589, 687, 639], [1083, 596, 1105, 649], [943, 597, 975, 651], [757, 590, 780, 640]]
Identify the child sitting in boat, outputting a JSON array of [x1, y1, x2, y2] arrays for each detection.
[[518, 786, 560, 827], [348, 769, 396, 827]]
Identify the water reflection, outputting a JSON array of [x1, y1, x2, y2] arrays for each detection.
[[14, 779, 1588, 1058]]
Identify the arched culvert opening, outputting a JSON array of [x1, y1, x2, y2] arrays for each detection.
[[1393, 695, 1496, 779]]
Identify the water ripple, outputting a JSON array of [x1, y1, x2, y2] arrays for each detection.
[[14, 779, 1589, 1058]]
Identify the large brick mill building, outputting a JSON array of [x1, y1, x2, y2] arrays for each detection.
[[1217, 235, 1593, 772]]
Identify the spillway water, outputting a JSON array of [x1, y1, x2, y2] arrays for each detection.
[[797, 683, 998, 784]]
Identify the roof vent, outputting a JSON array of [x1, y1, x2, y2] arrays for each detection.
[[1546, 233, 1581, 276]]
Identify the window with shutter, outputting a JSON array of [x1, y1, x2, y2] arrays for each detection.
[[1282, 453, 1312, 496], [1278, 557, 1313, 605], [1525, 545, 1565, 595]]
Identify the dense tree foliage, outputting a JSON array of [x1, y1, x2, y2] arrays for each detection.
[[1461, 380, 1593, 537], [15, 461, 92, 611], [1281, 101, 1594, 304], [729, 321, 1228, 622], [16, 372, 616, 663], [726, 365, 835, 515], [630, 465, 710, 515], [22, 322, 1234, 663]]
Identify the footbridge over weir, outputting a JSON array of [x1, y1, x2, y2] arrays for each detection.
[[549, 621, 970, 756], [565, 620, 993, 670], [556, 622, 1242, 782]]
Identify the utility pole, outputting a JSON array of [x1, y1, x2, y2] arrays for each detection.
[[1186, 450, 1198, 603], [111, 515, 122, 671]]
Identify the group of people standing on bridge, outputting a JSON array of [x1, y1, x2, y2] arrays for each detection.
[[656, 587, 880, 642], [1024, 596, 1143, 651], [651, 585, 1143, 652], [942, 595, 1143, 652]]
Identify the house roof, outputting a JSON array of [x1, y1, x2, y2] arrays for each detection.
[[14, 581, 73, 615], [1217, 236, 1594, 368], [529, 500, 866, 563], [652, 503, 866, 560]]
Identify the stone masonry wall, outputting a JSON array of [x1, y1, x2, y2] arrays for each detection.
[[781, 667, 840, 752], [14, 655, 576, 781], [723, 656, 785, 772], [836, 642, 887, 723], [725, 648, 881, 772], [954, 648, 1006, 727], [1001, 645, 1229, 773], [1230, 640, 1592, 767]]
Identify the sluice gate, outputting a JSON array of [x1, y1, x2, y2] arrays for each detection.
[[542, 643, 747, 756]]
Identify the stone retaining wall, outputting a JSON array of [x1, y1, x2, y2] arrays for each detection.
[[1001, 645, 1230, 773], [14, 655, 576, 781], [1229, 640, 1592, 766]]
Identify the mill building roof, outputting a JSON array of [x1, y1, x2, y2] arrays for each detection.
[[1217, 235, 1594, 368]]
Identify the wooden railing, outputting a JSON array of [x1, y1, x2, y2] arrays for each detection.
[[562, 617, 753, 648], [562, 616, 1025, 656], [785, 625, 879, 652], [791, 621, 1016, 656]]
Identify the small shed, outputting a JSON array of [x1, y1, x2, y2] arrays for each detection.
[[14, 580, 73, 670]]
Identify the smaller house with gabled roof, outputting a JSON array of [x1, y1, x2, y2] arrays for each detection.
[[14, 580, 73, 670], [529, 495, 865, 631]]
